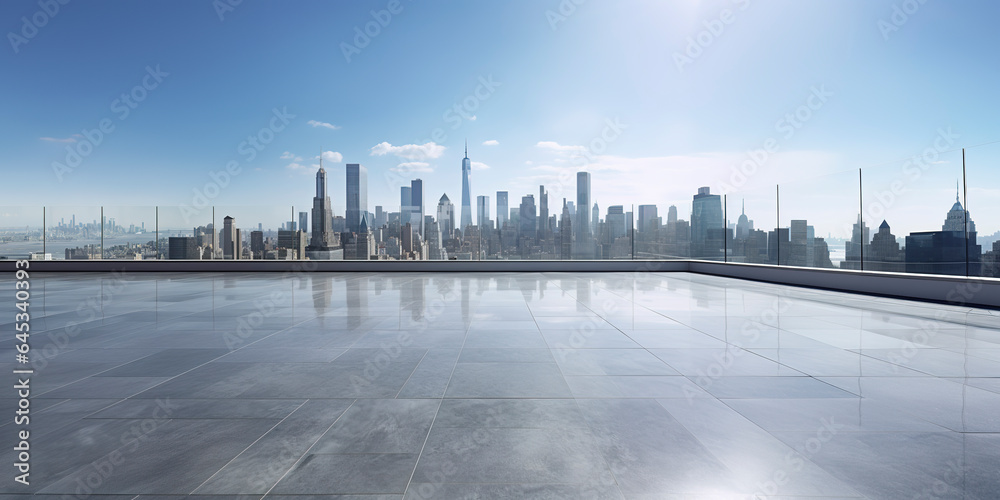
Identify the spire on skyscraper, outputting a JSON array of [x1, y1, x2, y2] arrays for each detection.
[[460, 142, 473, 230]]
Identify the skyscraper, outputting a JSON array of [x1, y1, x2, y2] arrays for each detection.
[[346, 163, 367, 234], [250, 230, 264, 259], [298, 212, 308, 236], [638, 205, 658, 233], [520, 195, 537, 240], [307, 160, 336, 255], [410, 179, 424, 236], [691, 186, 723, 259], [401, 186, 412, 229], [575, 172, 592, 258], [734, 201, 751, 241], [477, 195, 490, 229], [560, 199, 573, 260], [592, 203, 600, 236], [460, 141, 473, 231], [538, 185, 548, 241], [607, 205, 626, 242], [496, 191, 509, 228], [437, 193, 455, 240], [223, 216, 237, 259]]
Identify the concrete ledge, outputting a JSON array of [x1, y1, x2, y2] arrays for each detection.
[[689, 260, 1000, 310]]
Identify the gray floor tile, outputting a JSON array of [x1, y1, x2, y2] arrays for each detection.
[[444, 362, 572, 398]]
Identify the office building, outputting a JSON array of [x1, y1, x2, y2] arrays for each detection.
[[168, 237, 200, 260], [477, 195, 490, 229], [298, 212, 308, 236], [691, 187, 723, 259], [307, 161, 337, 258], [519, 195, 536, 239], [497, 191, 509, 228], [222, 216, 237, 259], [575, 172, 592, 258], [346, 163, 367, 234], [437, 193, 455, 240]]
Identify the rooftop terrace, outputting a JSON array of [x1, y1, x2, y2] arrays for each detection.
[[2, 271, 998, 498]]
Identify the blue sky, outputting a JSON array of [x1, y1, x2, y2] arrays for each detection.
[[2, 0, 999, 237]]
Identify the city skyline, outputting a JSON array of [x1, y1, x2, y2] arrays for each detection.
[[25, 163, 996, 280]]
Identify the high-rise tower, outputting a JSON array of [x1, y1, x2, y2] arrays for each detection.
[[308, 157, 335, 253], [538, 185, 549, 242], [691, 186, 723, 259], [346, 163, 367, 234], [460, 141, 473, 231], [496, 191, 509, 228], [575, 171, 592, 258], [437, 193, 455, 240]]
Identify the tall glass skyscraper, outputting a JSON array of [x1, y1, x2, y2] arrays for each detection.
[[460, 142, 473, 231], [477, 195, 490, 229], [691, 186, 723, 259], [401, 186, 412, 228], [575, 172, 592, 258], [538, 185, 548, 241], [346, 163, 367, 234], [496, 191, 509, 228], [520, 195, 536, 237], [410, 179, 424, 236]]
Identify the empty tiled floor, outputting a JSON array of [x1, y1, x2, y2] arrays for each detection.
[[1, 271, 998, 498]]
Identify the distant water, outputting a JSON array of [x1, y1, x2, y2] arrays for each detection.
[[0, 235, 159, 259], [829, 247, 845, 266]]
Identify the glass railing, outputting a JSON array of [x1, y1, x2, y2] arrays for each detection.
[[862, 148, 966, 275], [780, 170, 858, 270], [2, 150, 996, 280], [965, 142, 1000, 278], [0, 206, 43, 260]]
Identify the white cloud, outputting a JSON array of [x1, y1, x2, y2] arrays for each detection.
[[472, 161, 490, 171], [280, 151, 302, 161], [536, 141, 587, 154], [390, 162, 433, 173], [370, 142, 446, 160], [285, 162, 307, 171], [320, 150, 343, 163], [308, 120, 340, 130], [39, 136, 78, 143], [469, 115, 477, 121], [482, 140, 499, 146]]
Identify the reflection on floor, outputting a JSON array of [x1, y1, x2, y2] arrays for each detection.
[[1, 271, 998, 498]]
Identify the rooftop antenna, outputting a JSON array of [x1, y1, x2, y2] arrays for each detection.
[[465, 139, 468, 158]]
